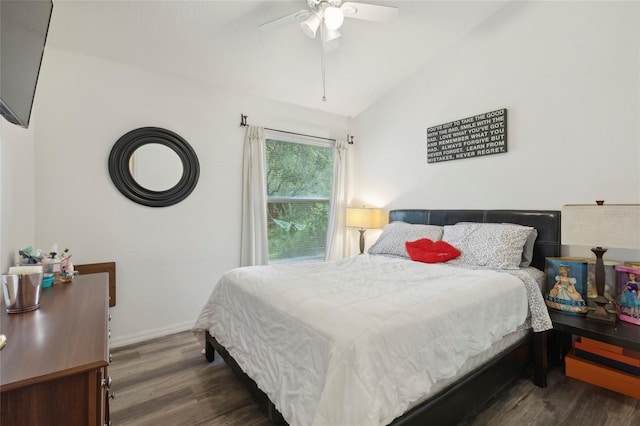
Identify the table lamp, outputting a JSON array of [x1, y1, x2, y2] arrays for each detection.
[[561, 202, 640, 323], [346, 207, 384, 254]]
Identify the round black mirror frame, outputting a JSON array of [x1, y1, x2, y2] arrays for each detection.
[[108, 127, 200, 207]]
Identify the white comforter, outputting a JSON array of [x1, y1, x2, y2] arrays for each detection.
[[193, 255, 547, 426]]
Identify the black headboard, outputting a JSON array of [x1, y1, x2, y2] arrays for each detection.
[[388, 209, 561, 271]]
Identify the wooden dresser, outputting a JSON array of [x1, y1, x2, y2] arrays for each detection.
[[0, 273, 111, 426]]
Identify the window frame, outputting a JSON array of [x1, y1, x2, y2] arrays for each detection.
[[264, 131, 336, 264]]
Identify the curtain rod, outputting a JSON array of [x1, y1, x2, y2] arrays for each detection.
[[240, 114, 354, 144]]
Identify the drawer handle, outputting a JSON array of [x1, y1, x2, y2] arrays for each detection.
[[109, 391, 116, 400], [109, 353, 112, 363], [102, 376, 112, 388]]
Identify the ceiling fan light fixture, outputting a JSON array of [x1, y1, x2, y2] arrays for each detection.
[[301, 12, 322, 38], [323, 28, 341, 43], [323, 6, 344, 30]]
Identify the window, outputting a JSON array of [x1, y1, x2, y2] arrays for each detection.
[[265, 137, 334, 263]]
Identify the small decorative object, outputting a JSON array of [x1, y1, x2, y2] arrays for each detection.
[[544, 257, 589, 315], [17, 244, 73, 284], [615, 265, 640, 325], [41, 274, 54, 288], [17, 246, 43, 264], [59, 261, 74, 283]]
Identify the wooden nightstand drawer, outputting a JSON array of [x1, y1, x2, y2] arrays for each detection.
[[565, 351, 640, 399]]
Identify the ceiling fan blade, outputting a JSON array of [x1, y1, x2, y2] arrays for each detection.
[[340, 2, 398, 22], [259, 9, 310, 32]]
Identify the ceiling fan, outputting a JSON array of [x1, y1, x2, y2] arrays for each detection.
[[260, 1, 398, 102], [259, 0, 399, 51]]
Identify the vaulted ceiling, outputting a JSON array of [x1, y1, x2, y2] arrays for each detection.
[[46, 0, 509, 117]]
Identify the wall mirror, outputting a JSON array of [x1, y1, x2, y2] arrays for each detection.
[[108, 127, 199, 207], [130, 143, 184, 192]]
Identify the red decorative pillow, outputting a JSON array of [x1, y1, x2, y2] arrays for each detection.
[[405, 238, 461, 263]]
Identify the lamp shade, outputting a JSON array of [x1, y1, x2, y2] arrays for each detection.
[[346, 207, 384, 229], [322, 28, 341, 43], [561, 204, 640, 249], [301, 13, 322, 38]]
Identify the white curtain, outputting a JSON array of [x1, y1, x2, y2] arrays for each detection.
[[325, 139, 349, 260], [240, 125, 269, 266]]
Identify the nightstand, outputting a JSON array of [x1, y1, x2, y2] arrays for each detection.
[[537, 309, 640, 388]]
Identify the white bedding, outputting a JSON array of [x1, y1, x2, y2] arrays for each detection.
[[193, 255, 549, 426]]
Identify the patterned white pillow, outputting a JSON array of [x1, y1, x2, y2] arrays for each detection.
[[442, 223, 532, 270], [519, 227, 538, 267], [368, 222, 444, 258], [456, 222, 538, 267]]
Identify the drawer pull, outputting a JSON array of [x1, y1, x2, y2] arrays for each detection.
[[109, 353, 112, 363], [102, 376, 112, 388], [109, 391, 116, 400]]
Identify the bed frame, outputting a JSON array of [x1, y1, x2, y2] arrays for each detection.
[[204, 208, 561, 425]]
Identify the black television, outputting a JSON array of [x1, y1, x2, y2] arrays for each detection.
[[0, 0, 53, 129]]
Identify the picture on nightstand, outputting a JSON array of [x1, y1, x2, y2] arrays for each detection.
[[615, 265, 640, 325], [544, 257, 588, 315]]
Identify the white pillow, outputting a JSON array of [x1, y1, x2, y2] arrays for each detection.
[[455, 222, 538, 267], [519, 227, 538, 267], [442, 223, 533, 270], [368, 221, 444, 258]]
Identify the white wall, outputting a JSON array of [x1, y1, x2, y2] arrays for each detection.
[[351, 1, 640, 261], [352, 1, 639, 215], [32, 48, 348, 347], [0, 119, 36, 273]]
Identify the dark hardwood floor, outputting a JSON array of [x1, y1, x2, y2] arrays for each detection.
[[110, 331, 639, 426]]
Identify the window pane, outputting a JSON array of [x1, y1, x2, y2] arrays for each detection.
[[266, 139, 334, 263], [266, 140, 333, 198], [267, 200, 330, 262]]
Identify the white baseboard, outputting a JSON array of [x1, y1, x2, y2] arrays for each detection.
[[109, 320, 194, 349]]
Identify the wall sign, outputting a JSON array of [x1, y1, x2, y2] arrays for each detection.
[[427, 108, 507, 163]]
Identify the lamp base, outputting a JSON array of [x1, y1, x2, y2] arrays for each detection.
[[358, 229, 366, 255], [586, 297, 616, 324], [586, 247, 616, 324]]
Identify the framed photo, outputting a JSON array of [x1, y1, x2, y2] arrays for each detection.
[[544, 257, 588, 315], [615, 265, 640, 325]]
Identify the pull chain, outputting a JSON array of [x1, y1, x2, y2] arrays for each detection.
[[320, 25, 327, 102]]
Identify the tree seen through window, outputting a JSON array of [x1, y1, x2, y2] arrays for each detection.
[[266, 139, 334, 262]]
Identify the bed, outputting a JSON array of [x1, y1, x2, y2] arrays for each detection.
[[194, 209, 561, 425]]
